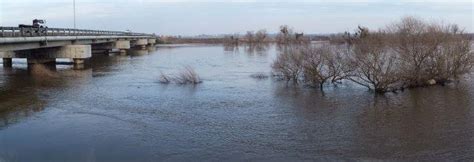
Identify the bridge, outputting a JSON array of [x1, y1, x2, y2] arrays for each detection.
[[0, 26, 158, 68]]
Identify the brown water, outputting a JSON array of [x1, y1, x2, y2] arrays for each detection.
[[0, 44, 473, 161]]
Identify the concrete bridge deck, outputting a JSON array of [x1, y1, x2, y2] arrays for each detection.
[[0, 27, 158, 67]]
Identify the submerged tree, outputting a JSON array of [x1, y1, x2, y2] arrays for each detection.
[[301, 44, 351, 89], [276, 25, 309, 44], [276, 25, 292, 44], [386, 17, 444, 87], [272, 45, 304, 82], [348, 31, 402, 93], [224, 33, 240, 45], [428, 25, 474, 84], [244, 31, 255, 43], [255, 29, 268, 43], [271, 16, 473, 93]]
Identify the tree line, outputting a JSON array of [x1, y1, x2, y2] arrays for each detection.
[[224, 25, 310, 45]]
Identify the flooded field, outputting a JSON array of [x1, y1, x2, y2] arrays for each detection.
[[0, 44, 473, 161]]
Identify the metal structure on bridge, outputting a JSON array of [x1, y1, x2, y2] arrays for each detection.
[[0, 27, 154, 37], [0, 26, 158, 68]]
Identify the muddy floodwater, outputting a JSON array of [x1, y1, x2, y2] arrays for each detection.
[[0, 44, 473, 161]]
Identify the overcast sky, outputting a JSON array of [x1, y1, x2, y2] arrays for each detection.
[[0, 0, 472, 35]]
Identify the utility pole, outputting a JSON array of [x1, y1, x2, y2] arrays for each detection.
[[73, 0, 77, 40], [73, 0, 76, 29]]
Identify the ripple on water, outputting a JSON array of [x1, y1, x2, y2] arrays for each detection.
[[0, 44, 473, 161]]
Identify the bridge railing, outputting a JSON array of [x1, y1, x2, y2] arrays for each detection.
[[0, 27, 154, 37]]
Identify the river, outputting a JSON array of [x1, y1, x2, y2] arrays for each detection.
[[0, 44, 473, 161]]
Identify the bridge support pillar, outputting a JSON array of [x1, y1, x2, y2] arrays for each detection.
[[2, 58, 12, 67], [115, 40, 131, 49], [148, 39, 156, 46], [23, 45, 91, 66], [55, 45, 92, 64], [115, 40, 130, 55], [1, 51, 14, 67], [136, 39, 148, 50]]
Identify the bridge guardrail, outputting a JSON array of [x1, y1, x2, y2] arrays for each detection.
[[0, 27, 154, 37]]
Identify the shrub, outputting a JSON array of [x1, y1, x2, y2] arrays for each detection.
[[158, 66, 202, 85], [173, 66, 202, 84], [158, 72, 171, 84]]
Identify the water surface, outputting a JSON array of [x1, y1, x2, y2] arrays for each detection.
[[0, 44, 473, 161]]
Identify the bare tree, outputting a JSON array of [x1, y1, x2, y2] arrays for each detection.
[[276, 25, 293, 44], [224, 33, 240, 45], [348, 30, 402, 93], [272, 45, 304, 82], [244, 31, 255, 43], [327, 46, 353, 83], [276, 25, 310, 44], [255, 29, 268, 43], [301, 44, 351, 89], [387, 17, 445, 87], [429, 25, 474, 84], [300, 45, 330, 88], [270, 17, 472, 93]]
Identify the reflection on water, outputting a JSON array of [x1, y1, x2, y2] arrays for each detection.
[[0, 45, 473, 161], [128, 47, 157, 56], [224, 43, 270, 55], [355, 87, 474, 160], [0, 64, 94, 130], [0, 68, 46, 130]]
